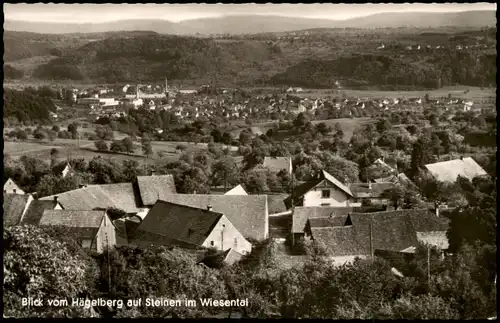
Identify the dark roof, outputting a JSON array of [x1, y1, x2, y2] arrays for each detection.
[[199, 248, 244, 268], [22, 199, 58, 226], [284, 180, 319, 209], [348, 182, 395, 198], [153, 194, 268, 241], [131, 200, 223, 248], [284, 170, 353, 209], [136, 175, 177, 206], [292, 206, 354, 233], [309, 216, 351, 228], [3, 193, 31, 226], [113, 219, 129, 247], [311, 209, 449, 257]]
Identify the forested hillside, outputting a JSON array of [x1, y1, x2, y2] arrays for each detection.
[[32, 35, 282, 84], [9, 27, 498, 89], [271, 51, 497, 89]]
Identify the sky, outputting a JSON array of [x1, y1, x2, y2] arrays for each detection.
[[4, 3, 497, 23]]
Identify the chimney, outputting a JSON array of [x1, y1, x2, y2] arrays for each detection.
[[207, 205, 213, 211], [54, 196, 58, 203]]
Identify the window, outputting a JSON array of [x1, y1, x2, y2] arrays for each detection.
[[210, 241, 214, 246], [234, 238, 238, 246], [321, 190, 330, 198]]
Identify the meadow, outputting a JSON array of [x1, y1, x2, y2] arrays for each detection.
[[297, 86, 496, 101]]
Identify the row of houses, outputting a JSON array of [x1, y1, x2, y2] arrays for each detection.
[[3, 156, 488, 267]]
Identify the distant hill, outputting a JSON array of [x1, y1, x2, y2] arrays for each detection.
[[4, 11, 496, 35], [31, 34, 282, 84], [334, 10, 497, 29], [4, 65, 25, 79]]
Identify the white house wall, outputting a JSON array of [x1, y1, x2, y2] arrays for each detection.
[[303, 182, 351, 207], [202, 215, 252, 255]]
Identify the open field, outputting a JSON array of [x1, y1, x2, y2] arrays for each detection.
[[296, 86, 496, 101], [4, 136, 238, 165]]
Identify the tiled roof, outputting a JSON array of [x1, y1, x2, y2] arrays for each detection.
[[136, 175, 177, 206], [199, 248, 244, 267], [39, 210, 106, 239], [321, 170, 353, 197], [131, 200, 223, 247], [311, 209, 449, 257], [40, 183, 141, 213], [3, 193, 31, 226], [40, 210, 105, 228], [425, 157, 488, 182], [348, 182, 395, 198], [22, 199, 58, 226], [309, 216, 350, 228], [154, 194, 268, 241], [224, 184, 248, 196], [292, 206, 354, 233], [263, 156, 292, 173]]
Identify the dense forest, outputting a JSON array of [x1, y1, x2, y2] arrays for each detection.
[[270, 51, 496, 90], [21, 27, 496, 89], [3, 87, 57, 124]]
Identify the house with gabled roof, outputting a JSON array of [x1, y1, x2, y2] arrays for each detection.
[[284, 170, 354, 209], [291, 206, 354, 244], [3, 193, 34, 227], [4, 178, 25, 195], [224, 184, 248, 196], [22, 197, 63, 226], [149, 194, 268, 241], [263, 156, 293, 174], [304, 209, 449, 265], [39, 210, 116, 253], [129, 201, 252, 255], [39, 174, 177, 218], [348, 182, 395, 206], [424, 157, 488, 182], [198, 248, 245, 268]]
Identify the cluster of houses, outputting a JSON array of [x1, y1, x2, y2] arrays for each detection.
[[4, 153, 489, 267], [54, 78, 492, 124]]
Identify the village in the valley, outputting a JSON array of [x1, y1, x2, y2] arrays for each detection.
[[3, 3, 497, 320]]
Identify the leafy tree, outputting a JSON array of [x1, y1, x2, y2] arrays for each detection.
[[110, 140, 126, 153], [68, 122, 79, 139], [36, 174, 82, 198], [3, 226, 99, 318], [122, 137, 135, 154], [315, 122, 331, 136], [212, 156, 239, 189], [50, 148, 59, 168], [95, 140, 109, 152], [141, 133, 153, 157], [376, 118, 392, 134], [176, 144, 187, 153], [243, 169, 269, 194]]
